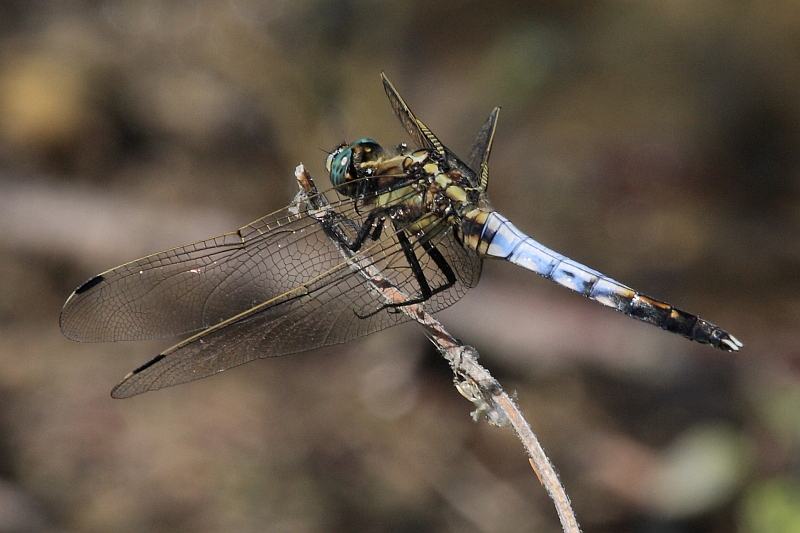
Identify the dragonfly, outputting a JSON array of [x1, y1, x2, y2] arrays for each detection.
[[60, 73, 742, 398]]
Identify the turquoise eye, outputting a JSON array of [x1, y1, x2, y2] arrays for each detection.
[[327, 138, 384, 197], [328, 147, 352, 190]]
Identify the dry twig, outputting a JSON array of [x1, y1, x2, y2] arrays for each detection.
[[294, 164, 582, 533]]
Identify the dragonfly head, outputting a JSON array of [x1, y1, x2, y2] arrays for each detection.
[[326, 138, 385, 197]]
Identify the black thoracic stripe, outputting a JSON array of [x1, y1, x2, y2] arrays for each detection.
[[459, 214, 487, 245]]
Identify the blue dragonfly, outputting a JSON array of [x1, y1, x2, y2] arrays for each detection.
[[61, 73, 742, 398]]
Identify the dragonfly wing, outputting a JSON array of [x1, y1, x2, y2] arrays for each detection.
[[466, 107, 500, 192], [60, 202, 332, 342], [381, 72, 442, 155], [110, 255, 405, 397], [64, 190, 446, 342], [110, 216, 481, 397], [381, 73, 484, 189]]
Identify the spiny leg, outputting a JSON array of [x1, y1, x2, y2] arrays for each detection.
[[320, 208, 385, 253], [420, 238, 458, 298], [358, 229, 457, 318]]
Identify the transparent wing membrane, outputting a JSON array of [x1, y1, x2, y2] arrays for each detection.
[[110, 216, 480, 397], [62, 181, 482, 396]]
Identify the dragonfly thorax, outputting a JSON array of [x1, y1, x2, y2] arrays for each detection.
[[326, 138, 474, 215], [327, 138, 496, 254]]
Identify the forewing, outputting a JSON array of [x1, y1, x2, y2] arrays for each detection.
[[381, 72, 440, 154], [111, 215, 482, 397], [61, 196, 367, 342], [466, 107, 500, 191], [381, 72, 481, 189]]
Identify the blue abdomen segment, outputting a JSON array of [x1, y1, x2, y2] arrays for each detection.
[[475, 211, 742, 352]]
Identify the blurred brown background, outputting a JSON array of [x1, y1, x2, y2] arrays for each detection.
[[0, 1, 798, 532]]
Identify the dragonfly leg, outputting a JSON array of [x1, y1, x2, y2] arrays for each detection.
[[322, 209, 385, 252], [348, 214, 384, 251], [357, 230, 457, 318]]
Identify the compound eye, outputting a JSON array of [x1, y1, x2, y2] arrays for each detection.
[[325, 144, 348, 173], [328, 147, 353, 190], [349, 138, 382, 161]]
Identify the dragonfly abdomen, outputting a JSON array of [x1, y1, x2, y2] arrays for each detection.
[[466, 210, 742, 352]]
